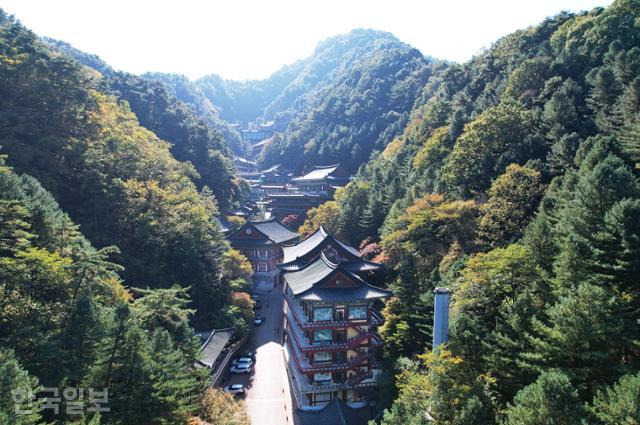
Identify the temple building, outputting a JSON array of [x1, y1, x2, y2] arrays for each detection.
[[265, 192, 326, 220], [291, 164, 350, 194], [226, 218, 299, 285], [265, 164, 350, 220], [281, 227, 390, 410]]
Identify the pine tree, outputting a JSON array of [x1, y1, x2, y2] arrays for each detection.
[[553, 151, 639, 290], [546, 133, 581, 176], [99, 324, 155, 424], [482, 291, 540, 404], [0, 200, 33, 255], [61, 296, 103, 386], [590, 372, 640, 425], [0, 348, 43, 425], [524, 284, 626, 398], [504, 370, 584, 425], [148, 329, 205, 424]]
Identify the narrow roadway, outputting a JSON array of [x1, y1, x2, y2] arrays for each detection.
[[225, 283, 296, 425]]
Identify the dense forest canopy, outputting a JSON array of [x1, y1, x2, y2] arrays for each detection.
[[293, 1, 640, 423], [0, 11, 253, 423]]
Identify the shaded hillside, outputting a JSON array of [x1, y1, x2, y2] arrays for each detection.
[[45, 38, 248, 162], [0, 12, 241, 326], [195, 60, 305, 125], [142, 71, 249, 155]]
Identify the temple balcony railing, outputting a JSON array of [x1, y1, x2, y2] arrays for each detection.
[[285, 311, 371, 353], [285, 344, 380, 395], [247, 253, 280, 262], [286, 338, 375, 374], [285, 294, 381, 331], [284, 348, 379, 395]]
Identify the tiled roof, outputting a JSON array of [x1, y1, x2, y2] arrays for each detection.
[[284, 253, 337, 295], [195, 328, 233, 368], [341, 259, 384, 272], [251, 218, 299, 243], [282, 227, 328, 263], [283, 253, 391, 300], [281, 227, 360, 264], [227, 218, 300, 244], [261, 163, 281, 173], [298, 285, 392, 302], [292, 165, 340, 182], [296, 399, 372, 425]]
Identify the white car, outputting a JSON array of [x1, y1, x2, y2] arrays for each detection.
[[230, 363, 252, 374], [223, 384, 245, 395], [254, 315, 265, 326], [231, 357, 253, 366]]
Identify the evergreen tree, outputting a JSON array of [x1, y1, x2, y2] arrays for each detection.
[[148, 329, 205, 424], [524, 284, 626, 398], [0, 349, 43, 425], [60, 296, 103, 386], [590, 372, 640, 425], [88, 323, 156, 424], [504, 370, 584, 425], [132, 285, 199, 360], [0, 200, 32, 255]]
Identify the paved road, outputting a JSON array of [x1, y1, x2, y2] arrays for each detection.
[[225, 284, 296, 425]]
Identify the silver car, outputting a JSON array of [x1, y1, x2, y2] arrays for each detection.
[[223, 384, 245, 395], [230, 363, 252, 374]]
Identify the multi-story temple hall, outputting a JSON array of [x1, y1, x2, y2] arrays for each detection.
[[280, 227, 391, 410], [227, 218, 299, 287]]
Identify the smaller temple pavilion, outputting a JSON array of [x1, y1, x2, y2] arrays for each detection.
[[281, 227, 390, 410], [227, 218, 299, 286]]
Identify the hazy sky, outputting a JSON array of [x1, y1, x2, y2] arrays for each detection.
[[2, 0, 613, 81]]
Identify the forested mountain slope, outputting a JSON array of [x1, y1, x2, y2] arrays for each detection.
[[194, 60, 305, 125], [0, 10, 253, 423], [257, 30, 440, 172], [0, 11, 248, 326], [45, 38, 248, 162], [301, 1, 640, 423], [161, 30, 440, 172], [140, 72, 249, 154]]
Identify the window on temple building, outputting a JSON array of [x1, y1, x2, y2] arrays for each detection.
[[313, 392, 332, 404], [257, 263, 267, 272], [313, 373, 332, 383], [314, 351, 331, 363], [348, 306, 367, 320], [313, 329, 332, 344], [313, 307, 333, 322]]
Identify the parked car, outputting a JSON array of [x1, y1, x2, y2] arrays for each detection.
[[230, 363, 252, 374], [254, 315, 265, 325], [251, 294, 260, 301], [231, 357, 253, 366], [253, 300, 262, 310], [223, 384, 245, 395]]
